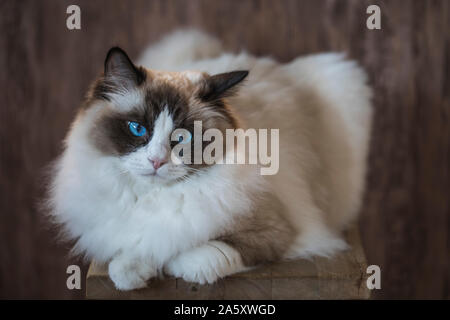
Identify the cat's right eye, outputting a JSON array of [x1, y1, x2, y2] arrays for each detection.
[[127, 121, 147, 137]]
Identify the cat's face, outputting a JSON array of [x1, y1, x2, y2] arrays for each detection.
[[84, 47, 247, 183]]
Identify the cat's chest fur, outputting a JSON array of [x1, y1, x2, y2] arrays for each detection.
[[56, 150, 263, 264]]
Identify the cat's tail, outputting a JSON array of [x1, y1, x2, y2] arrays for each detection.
[[137, 29, 223, 71]]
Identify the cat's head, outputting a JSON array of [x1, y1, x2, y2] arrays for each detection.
[[80, 47, 248, 183]]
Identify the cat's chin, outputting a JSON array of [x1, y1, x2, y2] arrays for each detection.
[[140, 172, 156, 177], [130, 170, 181, 184]]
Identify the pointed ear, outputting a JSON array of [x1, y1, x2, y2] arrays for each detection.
[[104, 47, 146, 87], [201, 70, 249, 101]]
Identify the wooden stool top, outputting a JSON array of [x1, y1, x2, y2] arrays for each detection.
[[86, 225, 370, 299]]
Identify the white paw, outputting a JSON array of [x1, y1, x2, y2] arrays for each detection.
[[108, 256, 157, 291], [164, 241, 245, 285]]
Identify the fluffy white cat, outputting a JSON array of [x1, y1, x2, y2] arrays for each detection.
[[47, 30, 372, 290]]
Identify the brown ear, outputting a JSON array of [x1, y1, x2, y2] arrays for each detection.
[[104, 47, 146, 87], [201, 70, 249, 101]]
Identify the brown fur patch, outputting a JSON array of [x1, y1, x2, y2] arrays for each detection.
[[217, 192, 296, 267]]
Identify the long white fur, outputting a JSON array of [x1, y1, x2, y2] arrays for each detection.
[[49, 30, 372, 290]]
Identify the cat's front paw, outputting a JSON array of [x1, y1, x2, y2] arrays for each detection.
[[164, 249, 220, 284], [108, 256, 157, 291], [164, 241, 246, 285]]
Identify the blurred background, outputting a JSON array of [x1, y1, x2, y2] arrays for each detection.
[[0, 0, 448, 299]]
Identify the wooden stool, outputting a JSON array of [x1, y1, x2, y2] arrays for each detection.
[[86, 226, 370, 299]]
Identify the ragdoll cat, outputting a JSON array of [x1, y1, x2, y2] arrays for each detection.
[[47, 30, 372, 290]]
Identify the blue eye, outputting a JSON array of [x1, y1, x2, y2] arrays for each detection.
[[128, 121, 147, 137], [178, 131, 192, 144]]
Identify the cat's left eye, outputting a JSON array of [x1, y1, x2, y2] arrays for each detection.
[[127, 121, 147, 137], [177, 131, 192, 144]]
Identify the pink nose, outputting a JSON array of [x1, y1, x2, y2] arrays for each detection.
[[149, 158, 167, 170]]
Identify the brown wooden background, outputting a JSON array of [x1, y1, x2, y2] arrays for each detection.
[[0, 0, 448, 299]]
